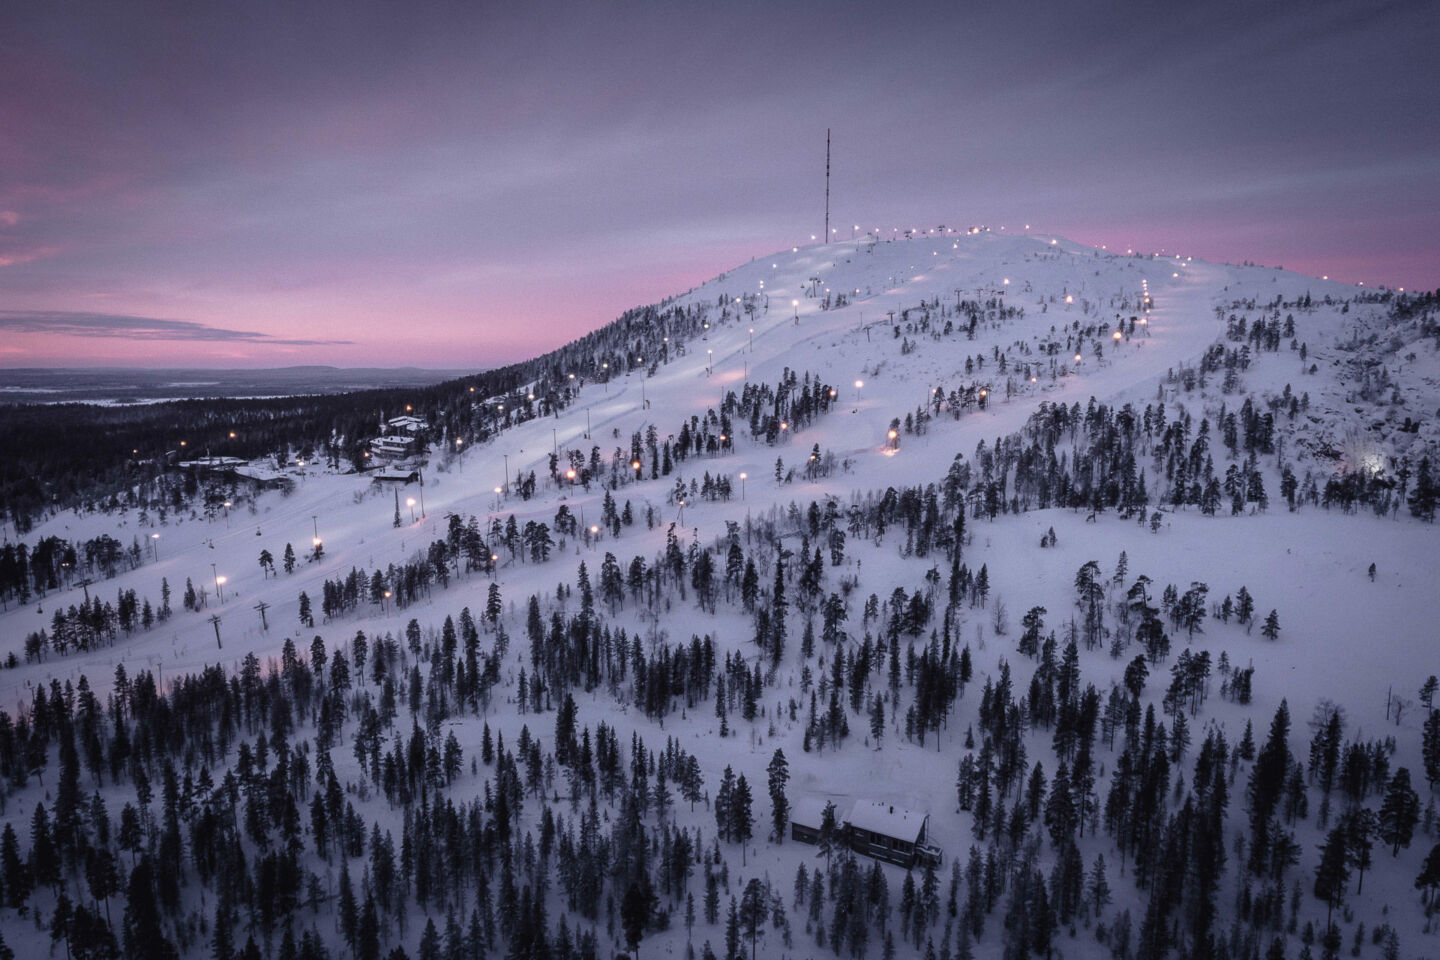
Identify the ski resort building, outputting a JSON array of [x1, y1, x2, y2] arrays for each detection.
[[386, 415, 428, 433], [231, 465, 293, 491], [370, 435, 418, 459]]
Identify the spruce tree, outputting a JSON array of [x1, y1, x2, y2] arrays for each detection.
[[767, 750, 789, 842], [1313, 824, 1350, 930], [122, 858, 178, 960], [1423, 710, 1440, 791], [1379, 768, 1421, 855], [732, 774, 755, 864]]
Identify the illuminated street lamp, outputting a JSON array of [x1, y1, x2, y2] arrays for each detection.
[[407, 497, 417, 522], [739, 471, 747, 500], [150, 533, 160, 562]]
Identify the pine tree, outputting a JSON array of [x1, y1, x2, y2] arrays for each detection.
[[122, 858, 178, 960], [732, 774, 755, 864], [357, 893, 381, 960], [418, 917, 441, 960], [338, 865, 358, 952], [715, 766, 735, 842], [1379, 768, 1421, 855], [1409, 456, 1437, 521], [1313, 824, 1350, 930], [1415, 843, 1440, 899], [622, 886, 650, 960], [739, 878, 767, 960], [725, 895, 741, 960], [1345, 808, 1377, 893], [1260, 609, 1280, 641], [767, 750, 790, 842], [0, 823, 29, 907], [818, 801, 839, 871], [1088, 854, 1112, 917], [1423, 709, 1440, 791]]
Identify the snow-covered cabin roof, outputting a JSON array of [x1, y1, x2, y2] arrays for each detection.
[[846, 800, 927, 843], [387, 415, 427, 431], [371, 467, 420, 482], [177, 456, 248, 469], [372, 435, 417, 446], [232, 466, 287, 482], [790, 797, 849, 831]]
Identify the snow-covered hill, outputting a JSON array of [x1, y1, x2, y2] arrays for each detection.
[[1, 229, 1437, 960]]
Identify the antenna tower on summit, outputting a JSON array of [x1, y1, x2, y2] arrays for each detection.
[[824, 128, 830, 244]]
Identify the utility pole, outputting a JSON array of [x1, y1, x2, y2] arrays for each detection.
[[824, 128, 830, 244], [208, 614, 223, 649], [254, 600, 269, 631]]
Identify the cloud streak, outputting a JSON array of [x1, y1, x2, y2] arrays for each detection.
[[0, 310, 352, 346]]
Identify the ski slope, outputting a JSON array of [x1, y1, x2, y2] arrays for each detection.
[[2, 229, 1437, 960]]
